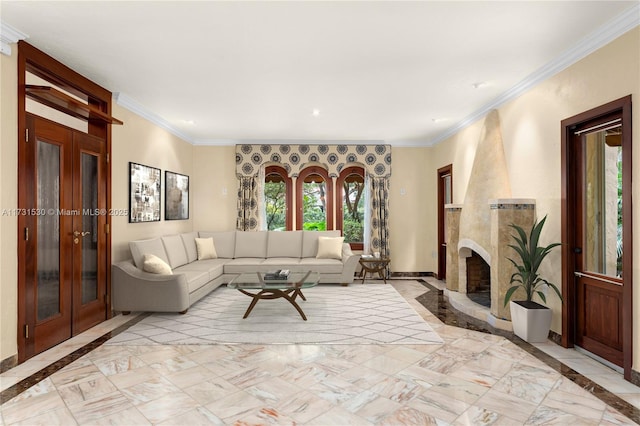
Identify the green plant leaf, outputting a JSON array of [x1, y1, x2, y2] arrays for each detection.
[[504, 285, 521, 307], [503, 215, 561, 307]]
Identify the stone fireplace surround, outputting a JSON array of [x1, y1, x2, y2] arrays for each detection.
[[446, 199, 536, 329]]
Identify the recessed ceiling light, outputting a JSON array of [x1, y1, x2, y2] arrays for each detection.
[[472, 81, 489, 89], [182, 119, 196, 125], [312, 109, 320, 117], [432, 118, 448, 123]]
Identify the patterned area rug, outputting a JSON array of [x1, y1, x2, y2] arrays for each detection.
[[106, 283, 443, 345]]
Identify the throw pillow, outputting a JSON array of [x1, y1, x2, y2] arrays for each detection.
[[195, 237, 218, 260], [143, 254, 173, 275], [316, 236, 344, 260]]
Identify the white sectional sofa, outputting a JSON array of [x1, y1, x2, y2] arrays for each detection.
[[112, 230, 360, 314]]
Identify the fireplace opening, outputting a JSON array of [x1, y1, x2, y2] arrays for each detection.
[[466, 252, 491, 307]]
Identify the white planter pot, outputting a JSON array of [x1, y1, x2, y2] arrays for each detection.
[[509, 300, 552, 343]]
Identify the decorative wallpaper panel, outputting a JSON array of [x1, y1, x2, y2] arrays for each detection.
[[235, 144, 392, 178]]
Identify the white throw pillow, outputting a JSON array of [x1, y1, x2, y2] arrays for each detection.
[[195, 237, 218, 260], [143, 254, 173, 275], [316, 236, 344, 260]]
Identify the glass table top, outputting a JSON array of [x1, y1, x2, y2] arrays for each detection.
[[227, 271, 320, 290]]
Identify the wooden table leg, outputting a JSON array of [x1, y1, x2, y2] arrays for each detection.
[[237, 289, 308, 320]]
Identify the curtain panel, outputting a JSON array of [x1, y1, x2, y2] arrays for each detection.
[[236, 176, 260, 231], [368, 176, 391, 260]]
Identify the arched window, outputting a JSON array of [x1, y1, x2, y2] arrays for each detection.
[[296, 166, 333, 230], [264, 165, 292, 230], [337, 166, 365, 249]]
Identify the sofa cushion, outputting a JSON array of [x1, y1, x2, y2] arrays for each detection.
[[302, 230, 341, 258], [199, 231, 236, 258], [161, 235, 189, 269], [180, 232, 199, 263], [142, 254, 173, 275], [267, 231, 302, 258], [261, 258, 303, 269], [223, 258, 268, 274], [316, 236, 344, 260], [299, 258, 344, 274], [235, 231, 268, 258], [130, 238, 169, 269], [179, 269, 211, 293], [175, 259, 226, 281], [195, 237, 217, 260]]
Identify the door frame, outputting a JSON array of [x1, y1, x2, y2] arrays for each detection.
[[561, 95, 632, 380], [437, 164, 452, 280], [17, 41, 114, 362]]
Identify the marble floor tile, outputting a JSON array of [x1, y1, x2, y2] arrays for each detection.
[[135, 392, 201, 424], [1, 389, 67, 424], [408, 387, 470, 423], [156, 407, 223, 426], [2, 279, 640, 425], [203, 390, 263, 420], [305, 405, 373, 426], [244, 376, 303, 404], [276, 389, 335, 423], [66, 390, 133, 424], [473, 388, 539, 423], [355, 395, 404, 424]]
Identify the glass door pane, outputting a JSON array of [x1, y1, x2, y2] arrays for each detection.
[[583, 125, 622, 278], [37, 141, 61, 321], [81, 153, 99, 304]]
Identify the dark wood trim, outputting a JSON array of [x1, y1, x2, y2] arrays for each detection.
[[437, 164, 452, 280], [17, 41, 115, 364], [296, 166, 334, 230], [561, 95, 632, 380], [265, 165, 293, 231], [25, 86, 123, 125], [336, 166, 365, 250], [0, 355, 18, 374], [18, 41, 111, 106], [390, 271, 435, 278]]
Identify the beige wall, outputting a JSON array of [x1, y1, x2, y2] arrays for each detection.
[[191, 145, 238, 231], [389, 147, 436, 272], [0, 48, 19, 361], [428, 28, 639, 368], [111, 104, 194, 262]]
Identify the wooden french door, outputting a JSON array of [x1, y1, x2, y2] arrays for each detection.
[[562, 96, 632, 378], [20, 114, 108, 359], [437, 165, 452, 280]]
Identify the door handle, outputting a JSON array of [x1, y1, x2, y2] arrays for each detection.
[[574, 272, 622, 286], [73, 231, 91, 237]]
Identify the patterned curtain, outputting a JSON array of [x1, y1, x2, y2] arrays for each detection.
[[368, 176, 390, 259], [236, 176, 260, 231]]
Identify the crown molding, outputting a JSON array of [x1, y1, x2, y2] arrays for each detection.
[[192, 138, 386, 146], [0, 21, 28, 56], [114, 92, 196, 144], [428, 3, 640, 147]]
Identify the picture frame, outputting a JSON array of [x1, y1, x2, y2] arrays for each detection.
[[165, 171, 189, 220], [129, 162, 161, 223]]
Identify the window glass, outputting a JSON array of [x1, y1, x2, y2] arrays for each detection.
[[342, 172, 365, 244], [302, 174, 326, 230], [265, 175, 286, 230]]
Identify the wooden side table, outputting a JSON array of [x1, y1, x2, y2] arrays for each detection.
[[359, 256, 390, 283]]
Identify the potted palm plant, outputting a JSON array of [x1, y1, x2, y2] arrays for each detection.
[[504, 215, 562, 342]]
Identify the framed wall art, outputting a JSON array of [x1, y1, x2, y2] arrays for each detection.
[[165, 171, 189, 220], [129, 162, 161, 223]]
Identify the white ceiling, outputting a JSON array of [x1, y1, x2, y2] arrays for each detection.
[[1, 1, 638, 146]]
